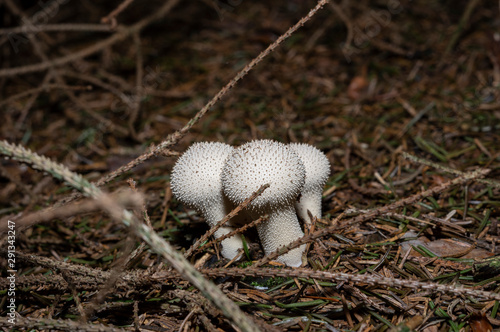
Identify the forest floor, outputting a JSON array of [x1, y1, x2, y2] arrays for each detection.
[[0, 0, 500, 331]]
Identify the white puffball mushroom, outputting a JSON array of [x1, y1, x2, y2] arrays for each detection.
[[170, 142, 244, 260], [222, 139, 307, 267], [289, 143, 330, 224]]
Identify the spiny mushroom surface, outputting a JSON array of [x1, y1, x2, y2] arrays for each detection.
[[170, 142, 244, 260], [289, 143, 330, 223], [222, 139, 306, 267]]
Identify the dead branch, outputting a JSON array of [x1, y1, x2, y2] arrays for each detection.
[[184, 183, 270, 259], [252, 167, 489, 267]]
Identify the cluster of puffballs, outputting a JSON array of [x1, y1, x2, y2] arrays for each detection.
[[170, 139, 330, 267]]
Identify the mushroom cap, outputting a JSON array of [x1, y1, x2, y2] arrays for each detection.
[[222, 139, 306, 210], [170, 142, 233, 213], [170, 142, 246, 261], [288, 143, 330, 195]]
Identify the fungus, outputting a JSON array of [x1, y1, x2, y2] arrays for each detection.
[[170, 142, 244, 260], [289, 143, 330, 224], [222, 139, 306, 267]]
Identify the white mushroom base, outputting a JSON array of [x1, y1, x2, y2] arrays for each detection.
[[253, 207, 306, 268], [214, 227, 244, 261], [295, 191, 322, 224]]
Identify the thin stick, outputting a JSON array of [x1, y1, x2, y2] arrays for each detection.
[[0, 191, 143, 234], [396, 102, 435, 139], [0, 316, 123, 331], [201, 267, 500, 301], [196, 215, 267, 254], [329, 2, 353, 49], [102, 0, 137, 27], [0, 140, 260, 332], [251, 167, 489, 267], [0, 83, 90, 107], [441, 0, 481, 61], [75, 0, 332, 194], [58, 69, 132, 105], [0, 0, 180, 77], [83, 236, 136, 319], [0, 23, 112, 35], [184, 184, 269, 258], [402, 152, 500, 188], [128, 32, 144, 139], [0, 249, 151, 288]]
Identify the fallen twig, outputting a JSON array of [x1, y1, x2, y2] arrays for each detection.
[[0, 140, 260, 332], [185, 184, 269, 259], [58, 0, 332, 206], [251, 167, 489, 267], [201, 267, 500, 301]]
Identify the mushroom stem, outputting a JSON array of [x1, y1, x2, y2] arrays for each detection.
[[289, 143, 330, 224], [252, 207, 306, 267], [295, 191, 322, 223], [201, 197, 244, 260]]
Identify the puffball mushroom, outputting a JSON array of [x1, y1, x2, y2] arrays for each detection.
[[170, 142, 244, 260], [222, 139, 307, 267], [289, 143, 330, 224]]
